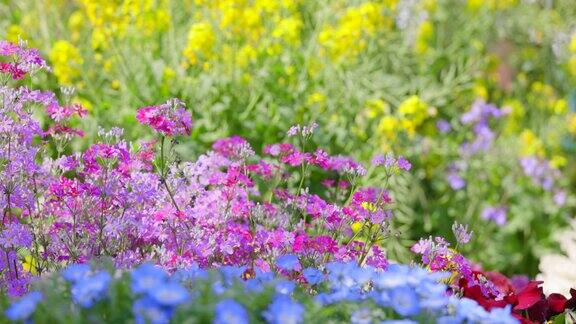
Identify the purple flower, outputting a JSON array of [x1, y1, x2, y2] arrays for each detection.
[[0, 222, 33, 248], [371, 154, 385, 167], [451, 222, 472, 245], [397, 156, 411, 171], [481, 206, 507, 226], [436, 119, 451, 133], [447, 172, 465, 190]]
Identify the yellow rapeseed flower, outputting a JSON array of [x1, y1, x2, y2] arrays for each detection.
[[378, 115, 399, 140], [520, 129, 545, 157], [415, 20, 434, 55], [183, 22, 215, 66], [553, 99, 568, 115], [272, 16, 303, 45], [307, 92, 326, 106], [5, 25, 28, 43], [568, 114, 576, 135], [398, 95, 429, 127], [568, 56, 576, 76], [570, 35, 576, 54], [49, 40, 83, 86], [365, 99, 389, 119], [550, 155, 567, 169]]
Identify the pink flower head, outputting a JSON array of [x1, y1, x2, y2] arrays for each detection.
[[212, 136, 254, 159], [0, 40, 48, 79], [136, 98, 192, 136]]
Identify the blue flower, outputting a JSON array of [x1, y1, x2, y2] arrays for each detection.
[[71, 271, 111, 308], [149, 282, 190, 307], [302, 267, 323, 285], [212, 281, 227, 295], [447, 297, 487, 322], [275, 254, 300, 271], [219, 265, 246, 286], [275, 280, 296, 295], [380, 320, 418, 324], [485, 305, 519, 324], [172, 263, 208, 282], [263, 295, 304, 324], [244, 270, 275, 293], [415, 281, 448, 311], [5, 291, 42, 321], [214, 299, 249, 324], [131, 263, 168, 294], [61, 264, 91, 283], [350, 308, 376, 324], [389, 286, 420, 317], [133, 297, 172, 324]]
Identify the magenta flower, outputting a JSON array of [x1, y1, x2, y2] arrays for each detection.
[[136, 99, 192, 136]]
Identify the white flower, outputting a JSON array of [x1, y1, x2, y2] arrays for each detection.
[[537, 219, 576, 297]]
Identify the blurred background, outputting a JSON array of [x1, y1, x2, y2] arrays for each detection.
[[1, 0, 575, 277]]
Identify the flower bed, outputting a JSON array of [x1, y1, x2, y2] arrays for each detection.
[[1, 40, 575, 323]]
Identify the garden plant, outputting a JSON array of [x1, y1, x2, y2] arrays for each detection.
[[1, 0, 576, 323]]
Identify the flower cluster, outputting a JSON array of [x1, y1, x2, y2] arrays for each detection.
[[5, 261, 523, 323], [1, 43, 409, 299], [0, 40, 48, 80], [136, 98, 192, 136]]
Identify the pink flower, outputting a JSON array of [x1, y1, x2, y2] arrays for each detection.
[[136, 99, 192, 136]]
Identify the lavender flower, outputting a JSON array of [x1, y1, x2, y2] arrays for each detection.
[[481, 206, 507, 226], [452, 222, 472, 245]]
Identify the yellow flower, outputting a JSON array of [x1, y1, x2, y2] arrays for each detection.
[[111, 79, 121, 90], [163, 67, 176, 81], [272, 16, 303, 45], [415, 20, 434, 54], [22, 255, 38, 275], [307, 92, 326, 106], [5, 25, 28, 43], [398, 95, 429, 127], [361, 202, 377, 212], [568, 56, 576, 76], [237, 45, 258, 67], [553, 99, 568, 115], [473, 82, 488, 100], [520, 129, 545, 157], [550, 155, 567, 169], [377, 116, 399, 140], [183, 22, 215, 65], [467, 0, 483, 11], [49, 40, 83, 86], [318, 2, 391, 61], [570, 35, 576, 54], [502, 99, 525, 133], [568, 114, 576, 135], [351, 221, 363, 233], [365, 99, 389, 119]]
